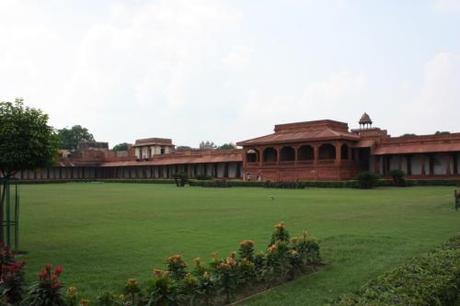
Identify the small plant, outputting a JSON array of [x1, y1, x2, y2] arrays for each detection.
[[180, 273, 199, 305], [23, 264, 66, 306], [196, 271, 216, 306], [96, 291, 119, 306], [291, 231, 321, 265], [215, 253, 238, 304], [124, 278, 141, 305], [79, 299, 90, 306], [147, 270, 179, 306], [173, 172, 188, 187], [238, 240, 255, 261], [166, 255, 187, 281], [270, 222, 290, 244], [354, 171, 379, 189], [389, 169, 406, 186], [0, 245, 25, 304], [65, 286, 78, 306]]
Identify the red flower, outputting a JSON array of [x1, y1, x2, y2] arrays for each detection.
[[54, 265, 63, 276]]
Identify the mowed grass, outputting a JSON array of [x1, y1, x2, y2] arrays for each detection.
[[18, 183, 460, 305]]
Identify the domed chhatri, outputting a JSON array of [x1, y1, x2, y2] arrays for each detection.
[[359, 112, 372, 129]]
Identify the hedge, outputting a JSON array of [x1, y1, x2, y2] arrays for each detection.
[[331, 235, 460, 306], [189, 179, 460, 189], [13, 178, 460, 188], [14, 179, 176, 185]]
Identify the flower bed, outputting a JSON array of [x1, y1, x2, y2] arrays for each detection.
[[1, 223, 321, 306]]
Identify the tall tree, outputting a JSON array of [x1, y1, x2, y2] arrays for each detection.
[[112, 143, 131, 151], [199, 141, 217, 150], [0, 98, 58, 245], [57, 125, 95, 151]]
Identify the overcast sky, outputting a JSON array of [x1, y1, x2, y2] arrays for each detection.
[[1, 0, 459, 148]]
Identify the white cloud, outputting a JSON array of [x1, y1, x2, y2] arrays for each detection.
[[222, 46, 253, 70], [232, 72, 369, 140], [0, 0, 246, 145], [414, 52, 460, 132], [433, 0, 460, 12]]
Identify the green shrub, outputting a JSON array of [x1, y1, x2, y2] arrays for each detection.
[[22, 264, 66, 306], [0, 246, 26, 305], [173, 172, 188, 187], [332, 235, 460, 306], [354, 172, 379, 189], [389, 169, 406, 186], [189, 179, 231, 188]]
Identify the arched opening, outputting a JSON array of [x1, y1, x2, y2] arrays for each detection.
[[341, 144, 349, 160], [280, 146, 295, 161], [319, 143, 336, 160], [298, 145, 314, 160], [246, 149, 259, 163], [263, 147, 278, 163]]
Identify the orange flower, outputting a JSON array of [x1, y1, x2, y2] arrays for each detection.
[[274, 222, 285, 230], [267, 244, 277, 253], [239, 240, 255, 248], [79, 299, 90, 306], [153, 269, 169, 278]]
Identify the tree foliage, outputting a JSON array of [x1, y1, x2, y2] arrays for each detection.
[[199, 141, 217, 150], [57, 125, 94, 152], [217, 143, 236, 150], [176, 146, 192, 151], [0, 99, 58, 178], [112, 143, 130, 152]]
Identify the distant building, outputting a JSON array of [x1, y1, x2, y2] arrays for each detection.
[[13, 113, 460, 182], [133, 138, 174, 160]]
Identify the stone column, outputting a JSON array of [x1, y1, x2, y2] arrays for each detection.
[[313, 144, 319, 166], [335, 142, 342, 165], [407, 155, 412, 176], [429, 155, 434, 176], [447, 155, 453, 175], [275, 146, 281, 165], [454, 153, 458, 175], [259, 147, 263, 167]]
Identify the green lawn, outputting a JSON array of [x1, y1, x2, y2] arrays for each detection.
[[18, 183, 460, 305]]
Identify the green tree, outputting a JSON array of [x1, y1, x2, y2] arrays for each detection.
[[57, 125, 94, 151], [199, 141, 216, 150], [112, 143, 130, 151], [217, 143, 236, 150], [176, 146, 192, 151], [0, 98, 58, 244]]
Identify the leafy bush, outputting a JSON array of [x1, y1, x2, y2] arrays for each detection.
[[22, 264, 66, 306], [0, 246, 25, 304], [354, 172, 379, 189], [389, 169, 406, 186], [173, 172, 188, 187], [332, 235, 460, 306]]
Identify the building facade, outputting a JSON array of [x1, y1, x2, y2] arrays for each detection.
[[13, 114, 460, 182]]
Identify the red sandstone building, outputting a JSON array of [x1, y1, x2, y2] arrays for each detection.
[[14, 114, 460, 182]]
